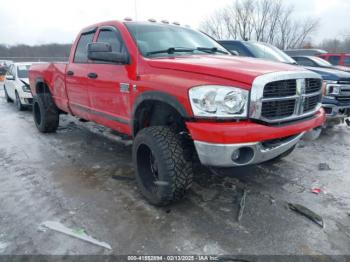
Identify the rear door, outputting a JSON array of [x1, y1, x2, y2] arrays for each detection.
[[328, 55, 341, 66], [87, 26, 131, 133], [343, 56, 350, 68], [66, 30, 96, 120]]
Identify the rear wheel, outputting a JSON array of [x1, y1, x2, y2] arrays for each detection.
[[133, 126, 193, 206], [15, 91, 25, 111], [4, 86, 12, 103], [33, 93, 59, 133]]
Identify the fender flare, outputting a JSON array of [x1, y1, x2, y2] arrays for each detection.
[[132, 91, 190, 135], [34, 77, 47, 94]]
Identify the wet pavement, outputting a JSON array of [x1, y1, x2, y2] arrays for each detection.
[[0, 85, 350, 256]]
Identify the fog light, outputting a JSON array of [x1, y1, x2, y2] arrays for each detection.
[[231, 147, 255, 165], [231, 149, 240, 161]]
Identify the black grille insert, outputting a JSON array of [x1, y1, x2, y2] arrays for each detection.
[[305, 78, 322, 94], [337, 96, 350, 102], [304, 95, 320, 113], [262, 99, 295, 119], [263, 80, 297, 98]]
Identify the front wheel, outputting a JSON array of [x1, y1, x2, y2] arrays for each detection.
[[33, 93, 59, 133], [15, 91, 25, 111], [133, 126, 193, 206]]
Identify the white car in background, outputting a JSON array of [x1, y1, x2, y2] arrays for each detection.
[[4, 62, 33, 111]]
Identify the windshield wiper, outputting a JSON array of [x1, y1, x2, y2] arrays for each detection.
[[196, 47, 229, 54], [146, 47, 195, 56]]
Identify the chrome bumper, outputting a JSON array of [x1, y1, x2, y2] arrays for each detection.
[[194, 133, 305, 167]]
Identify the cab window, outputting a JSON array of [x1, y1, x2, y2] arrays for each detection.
[[97, 29, 124, 53], [328, 55, 341, 65], [74, 32, 95, 63], [344, 56, 350, 66]]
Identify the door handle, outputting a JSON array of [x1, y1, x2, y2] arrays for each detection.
[[87, 72, 98, 79], [67, 70, 74, 76]]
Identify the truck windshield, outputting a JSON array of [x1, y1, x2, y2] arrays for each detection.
[[244, 42, 297, 65], [125, 22, 229, 57], [17, 65, 30, 78]]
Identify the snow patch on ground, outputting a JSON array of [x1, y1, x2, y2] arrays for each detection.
[[0, 242, 9, 253]]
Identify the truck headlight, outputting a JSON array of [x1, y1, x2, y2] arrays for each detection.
[[328, 85, 340, 95], [323, 80, 343, 96], [189, 85, 248, 118], [22, 85, 31, 93]]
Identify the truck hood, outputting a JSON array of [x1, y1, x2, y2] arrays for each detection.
[[147, 55, 302, 85], [305, 66, 350, 81], [334, 65, 350, 73]]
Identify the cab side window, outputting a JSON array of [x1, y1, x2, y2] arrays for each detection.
[[344, 56, 350, 66], [328, 56, 341, 65], [97, 30, 124, 53], [74, 32, 95, 63]]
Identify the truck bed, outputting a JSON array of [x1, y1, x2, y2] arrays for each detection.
[[29, 62, 70, 113]]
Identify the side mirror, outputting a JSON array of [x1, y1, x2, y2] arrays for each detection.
[[88, 42, 129, 64], [6, 75, 15, 81]]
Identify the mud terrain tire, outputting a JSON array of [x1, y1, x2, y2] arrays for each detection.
[[33, 93, 59, 133], [133, 126, 193, 206]]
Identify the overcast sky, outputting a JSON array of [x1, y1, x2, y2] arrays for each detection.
[[0, 0, 349, 45]]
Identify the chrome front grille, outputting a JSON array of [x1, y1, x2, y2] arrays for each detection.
[[304, 94, 322, 113], [306, 79, 322, 94], [250, 71, 323, 123], [263, 80, 297, 98], [261, 99, 295, 118], [337, 83, 350, 102], [326, 81, 350, 102]]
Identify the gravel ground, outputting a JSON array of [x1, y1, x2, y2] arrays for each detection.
[[0, 85, 349, 258]]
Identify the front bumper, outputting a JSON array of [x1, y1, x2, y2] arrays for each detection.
[[323, 104, 350, 119], [194, 133, 304, 167], [186, 109, 325, 167], [322, 97, 350, 119]]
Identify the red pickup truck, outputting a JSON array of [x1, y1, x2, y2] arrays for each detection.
[[319, 53, 350, 68], [29, 20, 325, 206]]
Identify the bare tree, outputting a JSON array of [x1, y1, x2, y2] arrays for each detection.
[[200, 10, 230, 39], [0, 43, 71, 62], [253, 0, 273, 42], [199, 0, 320, 50], [234, 0, 255, 40], [319, 37, 350, 53]]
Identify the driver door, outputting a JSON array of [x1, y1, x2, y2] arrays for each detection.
[[87, 26, 131, 133]]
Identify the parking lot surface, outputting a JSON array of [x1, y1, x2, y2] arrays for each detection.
[[0, 85, 349, 256]]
